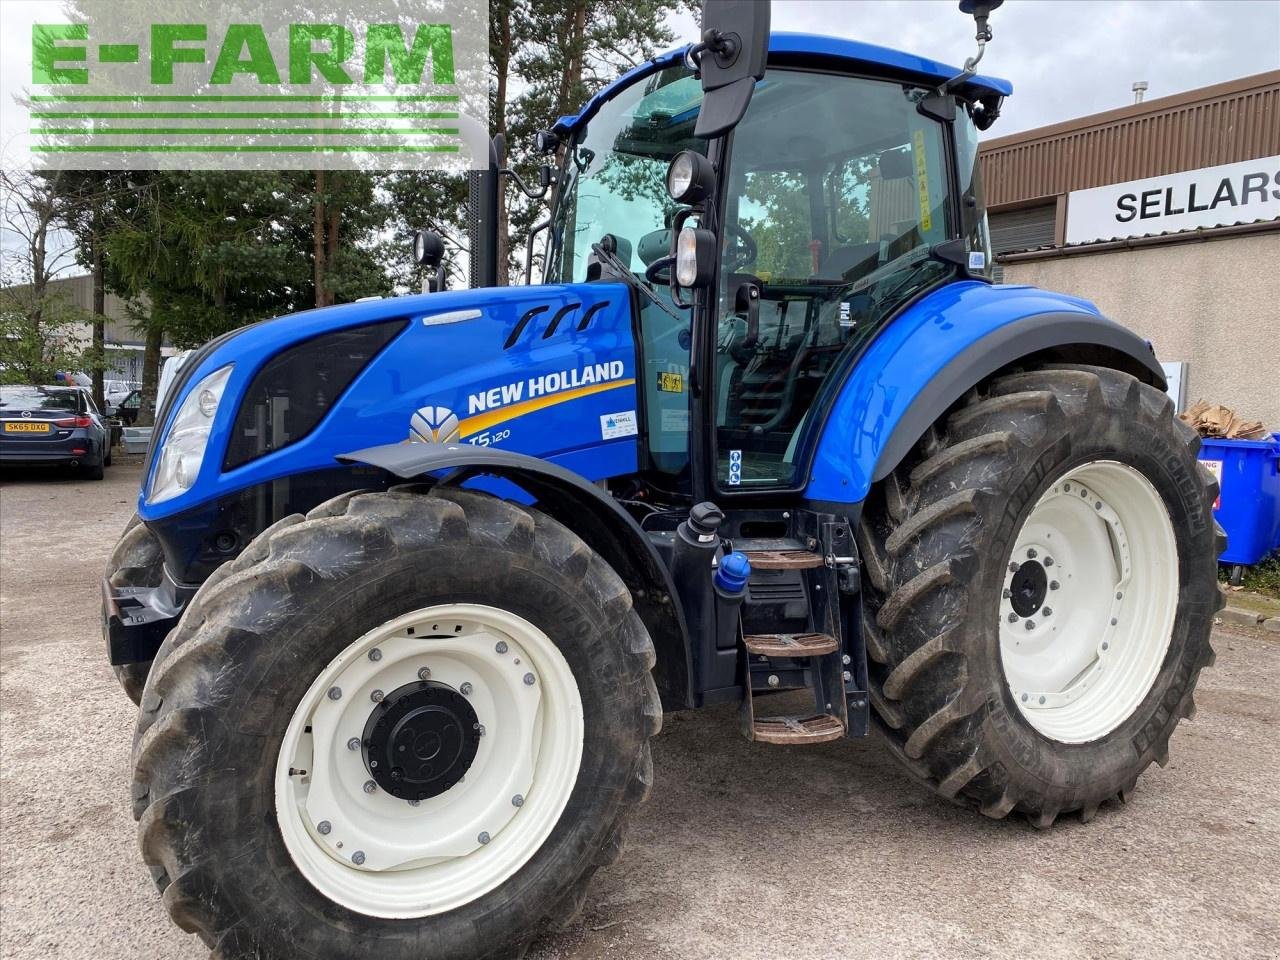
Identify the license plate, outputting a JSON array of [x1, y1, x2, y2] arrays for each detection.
[[3, 422, 51, 433]]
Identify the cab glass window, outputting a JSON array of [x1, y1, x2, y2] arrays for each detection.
[[715, 71, 956, 490]]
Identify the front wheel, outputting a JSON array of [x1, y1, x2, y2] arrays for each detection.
[[858, 364, 1223, 827], [131, 488, 659, 959]]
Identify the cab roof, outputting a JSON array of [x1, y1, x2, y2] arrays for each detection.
[[553, 32, 1012, 137]]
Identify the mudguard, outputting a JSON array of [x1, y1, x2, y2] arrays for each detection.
[[804, 281, 1166, 505], [338, 442, 695, 711]]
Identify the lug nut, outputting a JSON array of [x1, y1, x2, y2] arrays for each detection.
[[1024, 620, 1036, 631], [363, 780, 377, 794], [1110, 617, 1118, 626], [370, 689, 384, 703], [409, 799, 421, 807], [327, 687, 342, 701], [418, 666, 431, 680], [1007, 612, 1018, 623], [495, 641, 508, 654], [352, 850, 366, 865], [368, 648, 382, 662], [512, 794, 524, 807], [767, 675, 780, 687], [1095, 501, 1103, 510], [1042, 607, 1053, 617], [460, 682, 473, 696], [842, 654, 851, 665], [1026, 548, 1037, 559], [317, 820, 331, 835], [842, 671, 853, 682], [476, 723, 486, 737], [347, 738, 360, 751], [1008, 562, 1019, 573], [477, 832, 491, 845], [1044, 556, 1054, 567], [1050, 580, 1060, 591], [1115, 591, 1123, 600], [1002, 588, 1012, 599], [523, 673, 536, 686]]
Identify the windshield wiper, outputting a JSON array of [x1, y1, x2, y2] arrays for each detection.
[[590, 240, 689, 324]]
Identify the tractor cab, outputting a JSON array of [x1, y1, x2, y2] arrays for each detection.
[[546, 33, 1003, 501]]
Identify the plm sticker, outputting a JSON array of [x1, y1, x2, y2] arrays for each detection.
[[728, 449, 742, 486], [600, 411, 638, 440]]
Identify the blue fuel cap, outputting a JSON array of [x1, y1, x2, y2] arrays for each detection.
[[714, 551, 752, 594]]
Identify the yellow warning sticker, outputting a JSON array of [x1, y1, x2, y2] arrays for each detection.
[[656, 371, 684, 393], [913, 129, 932, 233]]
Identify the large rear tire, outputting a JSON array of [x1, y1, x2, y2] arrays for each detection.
[[857, 364, 1224, 827], [131, 487, 660, 959], [106, 514, 164, 704]]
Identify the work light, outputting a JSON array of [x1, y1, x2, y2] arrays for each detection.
[[666, 150, 714, 205], [675, 226, 716, 288]]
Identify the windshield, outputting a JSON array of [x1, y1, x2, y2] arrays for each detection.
[[551, 67, 705, 283], [551, 66, 706, 480], [715, 70, 957, 490]]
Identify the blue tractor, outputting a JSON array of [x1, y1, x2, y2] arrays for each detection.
[[104, 3, 1223, 957]]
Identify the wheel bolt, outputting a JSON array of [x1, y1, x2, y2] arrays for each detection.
[[1050, 580, 1060, 591], [1007, 612, 1018, 623], [1021, 693, 1029, 702], [327, 687, 342, 701], [347, 738, 360, 751], [1115, 591, 1123, 600], [1042, 607, 1052, 617], [1101, 642, 1110, 651], [512, 794, 524, 807], [478, 832, 491, 845], [409, 799, 421, 807], [767, 674, 780, 687], [352, 851, 366, 865], [1064, 482, 1072, 492], [842, 654, 851, 665], [1110, 617, 1118, 626], [317, 820, 331, 835], [1024, 620, 1035, 631], [460, 682, 473, 696], [370, 689, 384, 703], [842, 671, 853, 682], [363, 780, 377, 794], [418, 666, 431, 680], [523, 673, 536, 686], [476, 723, 486, 737], [1044, 557, 1054, 567], [1038, 696, 1046, 705], [368, 648, 382, 662], [495, 641, 508, 654], [1026, 548, 1037, 559], [1008, 562, 1019, 573], [1095, 501, 1103, 511], [1002, 588, 1012, 599]]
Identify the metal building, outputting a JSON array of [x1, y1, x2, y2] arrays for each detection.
[[980, 70, 1280, 427]]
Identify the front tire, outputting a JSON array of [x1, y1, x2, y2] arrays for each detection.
[[131, 488, 660, 959], [858, 365, 1223, 826], [106, 515, 164, 703]]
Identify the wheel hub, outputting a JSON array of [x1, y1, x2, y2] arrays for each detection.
[[362, 681, 480, 801], [1008, 559, 1048, 617]]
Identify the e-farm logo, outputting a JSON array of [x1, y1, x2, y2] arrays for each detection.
[[16, 0, 489, 171]]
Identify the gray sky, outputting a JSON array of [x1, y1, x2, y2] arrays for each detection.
[[668, 0, 1280, 137]]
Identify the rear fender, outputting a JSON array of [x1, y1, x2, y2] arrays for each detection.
[[805, 281, 1166, 505], [338, 443, 694, 710]]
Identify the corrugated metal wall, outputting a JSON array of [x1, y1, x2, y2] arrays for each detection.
[[990, 204, 1057, 254], [980, 71, 1280, 209]]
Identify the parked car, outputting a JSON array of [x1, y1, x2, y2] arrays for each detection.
[[108, 388, 142, 425], [0, 385, 111, 479]]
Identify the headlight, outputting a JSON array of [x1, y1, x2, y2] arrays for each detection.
[[665, 150, 713, 205], [148, 365, 233, 504]]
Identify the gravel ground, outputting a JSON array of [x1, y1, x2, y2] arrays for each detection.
[[2, 460, 1278, 960]]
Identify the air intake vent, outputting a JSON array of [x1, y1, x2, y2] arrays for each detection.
[[747, 576, 806, 603]]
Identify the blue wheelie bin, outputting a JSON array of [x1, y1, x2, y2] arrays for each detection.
[[1197, 433, 1280, 581]]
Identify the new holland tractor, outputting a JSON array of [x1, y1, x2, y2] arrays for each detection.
[[103, 2, 1223, 956]]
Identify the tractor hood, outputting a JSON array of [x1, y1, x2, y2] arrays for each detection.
[[139, 284, 638, 521]]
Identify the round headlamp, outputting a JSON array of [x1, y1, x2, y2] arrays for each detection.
[[665, 150, 713, 205]]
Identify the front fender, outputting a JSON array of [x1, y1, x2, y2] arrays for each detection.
[[804, 281, 1165, 505], [338, 442, 694, 710]]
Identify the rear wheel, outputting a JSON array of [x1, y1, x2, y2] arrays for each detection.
[[84, 454, 105, 480], [131, 488, 659, 959], [858, 364, 1223, 826]]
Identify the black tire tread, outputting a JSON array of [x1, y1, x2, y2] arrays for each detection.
[[860, 364, 1221, 827], [131, 487, 659, 959]]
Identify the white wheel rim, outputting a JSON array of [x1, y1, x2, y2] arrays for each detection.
[[999, 460, 1178, 743], [275, 604, 584, 918]]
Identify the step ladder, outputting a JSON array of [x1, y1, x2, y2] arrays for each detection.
[[736, 520, 866, 745]]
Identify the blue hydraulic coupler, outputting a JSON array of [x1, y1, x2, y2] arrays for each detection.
[[715, 551, 752, 596]]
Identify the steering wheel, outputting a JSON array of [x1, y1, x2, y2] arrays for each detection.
[[724, 223, 758, 272]]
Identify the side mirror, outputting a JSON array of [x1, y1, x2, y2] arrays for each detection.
[[694, 0, 770, 138], [412, 229, 447, 293]]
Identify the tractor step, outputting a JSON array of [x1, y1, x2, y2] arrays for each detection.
[[743, 549, 824, 570], [743, 632, 838, 657], [751, 713, 845, 744]]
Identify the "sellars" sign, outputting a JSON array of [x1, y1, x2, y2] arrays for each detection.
[[1064, 155, 1280, 245]]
